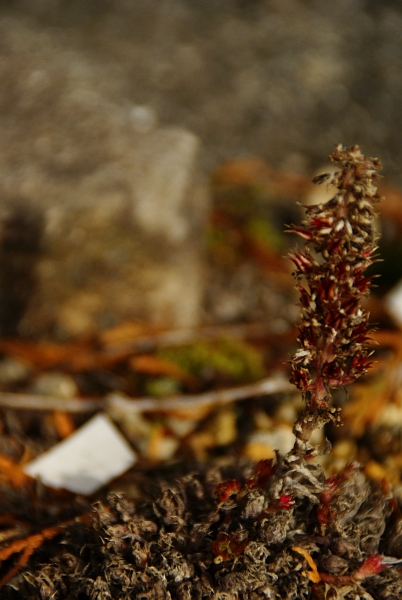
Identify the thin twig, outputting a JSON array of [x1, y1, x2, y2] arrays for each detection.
[[0, 393, 103, 412], [0, 376, 293, 414], [108, 376, 293, 413]]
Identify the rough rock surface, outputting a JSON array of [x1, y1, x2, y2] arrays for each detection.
[[1, 0, 402, 335], [0, 16, 208, 337], [3, 0, 402, 182]]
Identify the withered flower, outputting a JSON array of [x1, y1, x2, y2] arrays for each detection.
[[288, 145, 382, 454], [277, 493, 295, 510], [211, 532, 249, 563], [246, 458, 276, 489], [215, 479, 242, 503]]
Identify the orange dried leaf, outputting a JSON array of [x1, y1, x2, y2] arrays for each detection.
[[130, 354, 193, 383], [66, 348, 131, 372], [292, 546, 321, 583], [212, 159, 310, 198], [0, 454, 30, 488], [0, 339, 90, 370], [0, 525, 61, 588], [99, 321, 163, 346], [53, 410, 75, 439]]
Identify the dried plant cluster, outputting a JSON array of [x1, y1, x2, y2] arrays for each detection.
[[5, 146, 402, 600], [288, 145, 382, 456], [15, 461, 402, 599]]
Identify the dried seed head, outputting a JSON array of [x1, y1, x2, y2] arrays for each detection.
[[288, 145, 382, 453]]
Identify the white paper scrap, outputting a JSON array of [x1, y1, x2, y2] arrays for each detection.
[[23, 413, 137, 495]]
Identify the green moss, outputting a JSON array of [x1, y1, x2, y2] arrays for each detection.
[[158, 337, 264, 384], [144, 377, 182, 397]]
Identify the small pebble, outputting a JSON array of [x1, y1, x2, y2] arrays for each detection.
[[210, 407, 237, 447], [147, 429, 179, 462], [165, 416, 198, 438], [0, 357, 31, 388], [31, 372, 78, 398], [332, 439, 357, 460], [245, 425, 295, 460], [364, 460, 389, 482]]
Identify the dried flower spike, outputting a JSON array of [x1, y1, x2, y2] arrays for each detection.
[[288, 145, 382, 455]]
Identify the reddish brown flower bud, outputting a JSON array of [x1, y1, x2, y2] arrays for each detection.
[[277, 494, 295, 510], [316, 504, 335, 523], [289, 248, 315, 274], [247, 458, 276, 488], [215, 479, 241, 503], [290, 366, 313, 392], [289, 226, 314, 240], [354, 554, 386, 581], [211, 532, 248, 563]]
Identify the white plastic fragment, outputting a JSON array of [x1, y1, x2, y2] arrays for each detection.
[[23, 413, 137, 494]]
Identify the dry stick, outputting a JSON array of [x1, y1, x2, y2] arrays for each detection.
[[0, 376, 293, 414], [108, 376, 293, 413], [0, 393, 103, 413]]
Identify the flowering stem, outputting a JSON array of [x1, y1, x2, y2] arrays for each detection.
[[288, 145, 382, 456]]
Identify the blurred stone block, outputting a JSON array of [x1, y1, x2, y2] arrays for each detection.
[[0, 16, 209, 337]]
